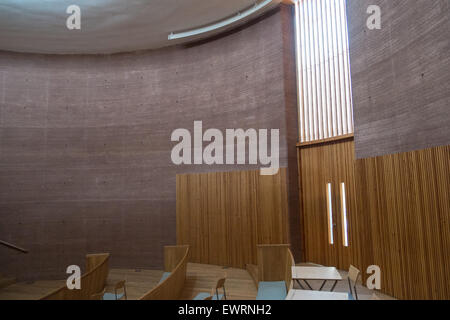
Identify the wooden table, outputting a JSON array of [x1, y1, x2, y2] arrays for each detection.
[[291, 266, 343, 291], [286, 289, 349, 300]]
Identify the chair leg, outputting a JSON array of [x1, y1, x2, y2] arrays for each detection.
[[354, 285, 358, 300], [348, 278, 353, 297], [319, 280, 327, 291], [223, 287, 227, 300], [330, 280, 338, 292], [304, 280, 313, 290]]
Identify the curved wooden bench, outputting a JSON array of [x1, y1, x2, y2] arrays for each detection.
[[255, 244, 294, 300], [41, 253, 110, 300], [139, 245, 189, 300]]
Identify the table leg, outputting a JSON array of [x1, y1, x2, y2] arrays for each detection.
[[319, 280, 327, 291], [330, 280, 338, 292], [303, 280, 313, 290], [295, 279, 305, 290]]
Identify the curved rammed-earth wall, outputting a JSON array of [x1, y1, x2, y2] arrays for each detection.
[[0, 6, 299, 279], [348, 0, 450, 159]]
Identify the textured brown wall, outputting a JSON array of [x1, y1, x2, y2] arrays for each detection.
[[0, 6, 298, 280], [347, 0, 450, 159]]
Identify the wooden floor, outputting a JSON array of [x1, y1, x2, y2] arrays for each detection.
[[0, 280, 65, 300], [181, 263, 257, 300], [0, 262, 392, 300], [0, 263, 257, 300]]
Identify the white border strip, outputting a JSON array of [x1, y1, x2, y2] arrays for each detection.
[[168, 0, 273, 40]]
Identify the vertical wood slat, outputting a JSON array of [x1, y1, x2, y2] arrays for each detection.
[[176, 169, 289, 268], [298, 138, 356, 271], [354, 145, 450, 300], [298, 141, 450, 299], [295, 0, 353, 143], [326, 183, 334, 244]]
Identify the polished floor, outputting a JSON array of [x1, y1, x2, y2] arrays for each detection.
[[0, 262, 393, 300]]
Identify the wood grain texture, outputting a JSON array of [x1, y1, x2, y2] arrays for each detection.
[[256, 244, 294, 292], [180, 262, 258, 300], [298, 139, 449, 299], [40, 253, 109, 300], [0, 263, 258, 300], [164, 245, 190, 273], [139, 245, 189, 300], [298, 139, 360, 271], [176, 169, 289, 268], [354, 145, 450, 300]]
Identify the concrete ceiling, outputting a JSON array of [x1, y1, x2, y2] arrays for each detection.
[[0, 0, 279, 54]]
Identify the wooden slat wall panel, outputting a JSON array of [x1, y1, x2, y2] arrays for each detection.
[[355, 145, 450, 300], [298, 139, 360, 272], [299, 141, 449, 299], [176, 169, 289, 268]]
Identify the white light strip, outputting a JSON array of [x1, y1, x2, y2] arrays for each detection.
[[340, 182, 349, 247], [168, 0, 273, 40], [326, 183, 334, 245], [295, 0, 354, 142]]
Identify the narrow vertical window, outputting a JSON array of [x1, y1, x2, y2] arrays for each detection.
[[326, 183, 334, 245], [340, 182, 349, 247], [295, 0, 354, 142]]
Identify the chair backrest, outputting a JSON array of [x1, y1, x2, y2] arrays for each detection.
[[114, 280, 127, 300], [215, 276, 227, 300], [216, 277, 226, 289], [90, 288, 106, 300], [348, 265, 361, 283], [348, 265, 361, 300]]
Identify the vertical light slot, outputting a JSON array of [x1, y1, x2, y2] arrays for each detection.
[[340, 182, 349, 247], [295, 0, 354, 143], [309, 0, 318, 140], [323, 0, 332, 138], [304, 0, 314, 141], [326, 183, 334, 245], [327, 0, 337, 137]]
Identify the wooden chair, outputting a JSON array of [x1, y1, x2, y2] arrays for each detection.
[[90, 288, 106, 300], [215, 277, 227, 300], [193, 275, 227, 300], [103, 280, 127, 300], [347, 265, 361, 300]]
